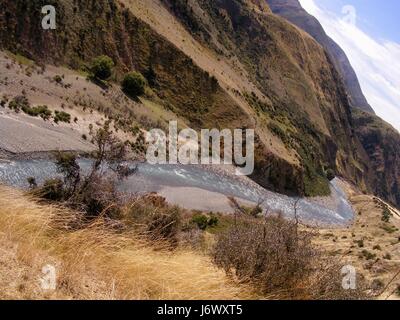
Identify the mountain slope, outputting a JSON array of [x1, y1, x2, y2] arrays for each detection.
[[352, 109, 400, 207], [151, 0, 374, 195], [266, 0, 375, 114], [1, 0, 398, 207]]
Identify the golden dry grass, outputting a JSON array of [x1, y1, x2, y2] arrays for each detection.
[[0, 186, 256, 300], [315, 187, 400, 300]]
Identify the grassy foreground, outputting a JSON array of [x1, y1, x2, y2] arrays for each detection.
[[0, 186, 255, 300]]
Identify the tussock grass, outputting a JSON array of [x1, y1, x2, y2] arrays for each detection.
[[0, 186, 255, 300]]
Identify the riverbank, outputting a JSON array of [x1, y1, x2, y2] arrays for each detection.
[[0, 159, 354, 227]]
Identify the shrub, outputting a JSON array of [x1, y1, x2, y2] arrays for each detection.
[[326, 169, 336, 181], [31, 123, 130, 219], [0, 95, 8, 107], [53, 75, 63, 84], [122, 71, 146, 97], [192, 214, 209, 230], [212, 216, 315, 296], [22, 105, 52, 120], [208, 214, 219, 227], [36, 178, 64, 201], [144, 65, 157, 86], [90, 55, 114, 80], [212, 216, 368, 299], [27, 177, 37, 188], [373, 245, 381, 251], [54, 110, 71, 123], [383, 253, 392, 260], [356, 239, 364, 248], [361, 250, 376, 260], [382, 207, 392, 223], [54, 152, 80, 196], [371, 279, 384, 292], [8, 95, 30, 112], [123, 195, 182, 246]]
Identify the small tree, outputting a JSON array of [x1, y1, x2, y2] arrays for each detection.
[[55, 152, 80, 196], [90, 55, 114, 80], [122, 71, 146, 97], [326, 168, 336, 181]]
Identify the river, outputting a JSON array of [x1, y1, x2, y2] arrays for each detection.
[[0, 159, 354, 227]]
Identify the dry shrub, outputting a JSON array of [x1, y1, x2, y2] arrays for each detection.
[[212, 215, 369, 300], [306, 263, 368, 300], [121, 194, 182, 247], [0, 186, 255, 300]]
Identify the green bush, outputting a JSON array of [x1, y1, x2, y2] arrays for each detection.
[[382, 207, 392, 223], [90, 55, 114, 80], [53, 75, 63, 84], [8, 95, 30, 112], [208, 214, 219, 227], [124, 195, 182, 246], [122, 71, 146, 97], [361, 250, 376, 260], [325, 169, 336, 181], [22, 105, 52, 120], [27, 177, 37, 188], [54, 110, 71, 123], [192, 214, 209, 230], [191, 213, 219, 230]]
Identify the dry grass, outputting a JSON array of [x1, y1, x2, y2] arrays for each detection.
[[0, 186, 256, 300], [314, 182, 400, 300]]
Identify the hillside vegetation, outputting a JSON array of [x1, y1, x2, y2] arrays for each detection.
[[0, 0, 398, 206]]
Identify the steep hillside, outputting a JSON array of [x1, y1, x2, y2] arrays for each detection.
[[151, 0, 373, 195], [352, 109, 400, 207], [266, 0, 374, 114], [0, 0, 249, 131]]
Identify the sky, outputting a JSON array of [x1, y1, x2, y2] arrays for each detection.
[[298, 0, 400, 132]]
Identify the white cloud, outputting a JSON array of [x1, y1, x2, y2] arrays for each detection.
[[299, 0, 400, 132]]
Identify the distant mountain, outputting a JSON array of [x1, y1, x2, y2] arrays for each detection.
[[266, 0, 375, 114]]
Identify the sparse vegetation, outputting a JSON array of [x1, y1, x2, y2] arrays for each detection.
[[361, 250, 376, 261], [326, 169, 336, 181], [54, 110, 71, 123], [8, 95, 29, 113], [53, 74, 63, 84], [23, 105, 52, 120], [381, 206, 392, 223]]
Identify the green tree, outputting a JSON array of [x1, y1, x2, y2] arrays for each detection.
[[90, 55, 114, 80], [122, 71, 146, 97], [326, 169, 336, 181]]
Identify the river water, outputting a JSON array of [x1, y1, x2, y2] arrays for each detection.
[[0, 159, 354, 227]]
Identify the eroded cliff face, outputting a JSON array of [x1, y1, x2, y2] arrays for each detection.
[[159, 0, 375, 196], [352, 110, 400, 207], [266, 0, 375, 114], [0, 0, 397, 205]]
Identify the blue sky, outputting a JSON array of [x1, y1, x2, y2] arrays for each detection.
[[314, 0, 400, 42], [299, 0, 400, 131]]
